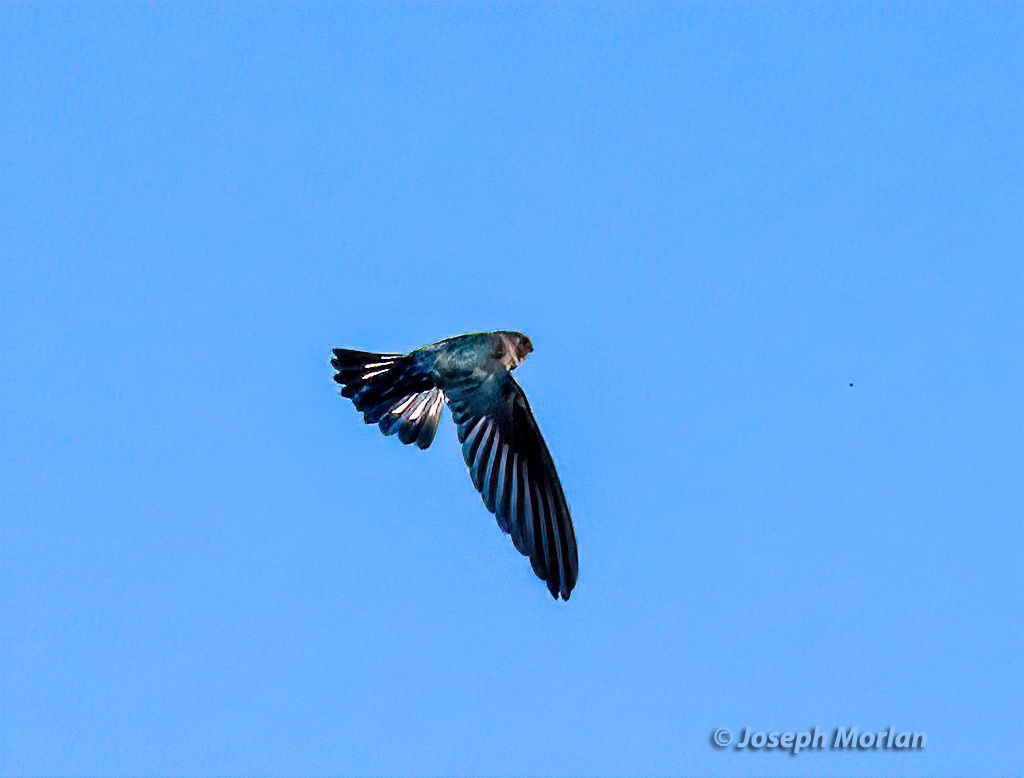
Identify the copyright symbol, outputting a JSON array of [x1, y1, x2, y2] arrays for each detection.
[[712, 728, 732, 747]]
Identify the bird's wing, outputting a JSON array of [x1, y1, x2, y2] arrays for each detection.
[[332, 349, 443, 449], [445, 372, 578, 600]]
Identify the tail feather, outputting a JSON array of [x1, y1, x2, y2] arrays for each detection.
[[332, 348, 444, 450]]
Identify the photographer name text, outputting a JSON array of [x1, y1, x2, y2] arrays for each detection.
[[712, 726, 926, 754]]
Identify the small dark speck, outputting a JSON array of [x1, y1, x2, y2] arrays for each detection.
[[849, 383, 854, 387]]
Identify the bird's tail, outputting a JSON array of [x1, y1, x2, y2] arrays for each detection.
[[331, 349, 445, 450]]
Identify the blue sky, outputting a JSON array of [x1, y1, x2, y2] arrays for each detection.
[[2, 4, 1021, 776]]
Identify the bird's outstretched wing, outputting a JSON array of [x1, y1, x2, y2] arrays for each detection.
[[445, 371, 578, 599], [331, 349, 444, 450]]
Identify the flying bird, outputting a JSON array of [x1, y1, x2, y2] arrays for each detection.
[[331, 331, 578, 600]]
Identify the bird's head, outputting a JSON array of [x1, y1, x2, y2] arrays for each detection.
[[498, 331, 533, 369]]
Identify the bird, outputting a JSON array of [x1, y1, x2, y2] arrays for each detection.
[[331, 331, 578, 600]]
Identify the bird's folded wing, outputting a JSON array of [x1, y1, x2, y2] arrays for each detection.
[[445, 372, 578, 600]]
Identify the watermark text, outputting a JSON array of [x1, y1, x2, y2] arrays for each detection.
[[711, 727, 925, 755]]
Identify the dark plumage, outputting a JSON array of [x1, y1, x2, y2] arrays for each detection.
[[331, 331, 578, 600]]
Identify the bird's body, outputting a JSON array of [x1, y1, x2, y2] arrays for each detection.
[[331, 331, 578, 600]]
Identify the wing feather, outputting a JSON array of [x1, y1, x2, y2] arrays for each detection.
[[449, 374, 577, 599], [493, 445, 512, 535]]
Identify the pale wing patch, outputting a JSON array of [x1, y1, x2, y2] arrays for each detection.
[[407, 392, 433, 421], [389, 395, 416, 416]]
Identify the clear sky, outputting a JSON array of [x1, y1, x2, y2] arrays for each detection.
[[2, 4, 1021, 777]]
